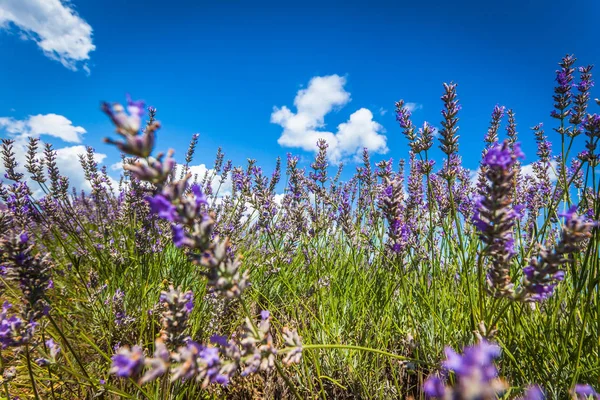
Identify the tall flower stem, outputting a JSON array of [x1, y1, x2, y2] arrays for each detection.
[[47, 313, 94, 387], [301, 344, 423, 364], [25, 344, 40, 400], [0, 352, 11, 400]]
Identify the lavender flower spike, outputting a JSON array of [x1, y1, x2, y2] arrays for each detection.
[[110, 345, 145, 378], [473, 141, 524, 297], [518, 205, 597, 302], [423, 340, 507, 399]]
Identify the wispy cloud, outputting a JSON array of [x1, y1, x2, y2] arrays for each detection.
[[404, 102, 423, 113], [0, 0, 95, 72], [271, 74, 388, 162]]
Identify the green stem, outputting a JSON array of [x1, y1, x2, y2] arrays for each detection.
[[275, 360, 303, 400], [25, 344, 41, 400], [47, 313, 95, 387], [301, 344, 424, 364], [0, 352, 12, 400]]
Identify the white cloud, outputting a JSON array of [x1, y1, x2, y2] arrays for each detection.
[[271, 74, 388, 162], [0, 0, 95, 72], [0, 113, 86, 143], [404, 102, 423, 113], [520, 160, 558, 181], [378, 107, 387, 116], [469, 160, 558, 187], [0, 112, 114, 195], [54, 145, 109, 192], [110, 161, 123, 171], [175, 163, 233, 198]]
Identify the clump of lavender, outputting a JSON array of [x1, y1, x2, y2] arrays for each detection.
[[517, 206, 597, 302], [473, 141, 524, 297], [110, 345, 145, 378], [102, 96, 249, 300], [310, 139, 329, 185], [239, 310, 277, 376], [0, 232, 52, 335], [378, 174, 410, 256], [0, 301, 28, 348], [159, 286, 194, 349], [281, 326, 303, 366], [110, 307, 302, 387], [423, 340, 508, 400], [109, 289, 135, 328], [36, 338, 61, 366]]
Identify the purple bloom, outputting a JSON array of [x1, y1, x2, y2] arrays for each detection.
[[110, 345, 145, 378], [19, 232, 29, 244], [442, 340, 501, 381], [171, 224, 187, 248], [574, 384, 600, 399], [146, 194, 177, 222], [520, 385, 545, 400], [0, 313, 24, 348], [126, 94, 145, 119], [423, 376, 446, 398], [191, 184, 208, 208], [45, 338, 60, 358], [483, 142, 524, 170], [558, 205, 578, 222]]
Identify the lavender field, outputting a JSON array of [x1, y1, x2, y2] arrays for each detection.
[[0, 53, 599, 399]]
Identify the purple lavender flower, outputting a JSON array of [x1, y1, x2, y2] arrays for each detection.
[[474, 141, 524, 297], [518, 385, 545, 400], [159, 286, 194, 348], [573, 384, 600, 399], [424, 340, 507, 399], [146, 194, 178, 222], [482, 142, 524, 170], [519, 205, 597, 302], [110, 345, 145, 378], [0, 304, 25, 348], [423, 376, 446, 398], [140, 339, 171, 384], [103, 96, 158, 158], [171, 341, 229, 387]]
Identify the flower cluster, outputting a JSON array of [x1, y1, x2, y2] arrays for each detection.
[[159, 286, 194, 349], [103, 96, 249, 299], [424, 340, 508, 400], [0, 231, 52, 337], [518, 205, 597, 302], [110, 307, 302, 387], [473, 141, 524, 297]]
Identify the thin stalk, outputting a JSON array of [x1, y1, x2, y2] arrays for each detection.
[[25, 344, 41, 400]]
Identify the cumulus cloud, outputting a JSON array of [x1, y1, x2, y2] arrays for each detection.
[[174, 163, 233, 197], [0, 0, 95, 72], [0, 114, 86, 143], [469, 160, 558, 186], [0, 112, 113, 195], [110, 161, 123, 171], [520, 160, 558, 181], [54, 145, 111, 192], [271, 75, 388, 162]]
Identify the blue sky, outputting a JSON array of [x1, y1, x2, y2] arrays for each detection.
[[0, 0, 599, 191]]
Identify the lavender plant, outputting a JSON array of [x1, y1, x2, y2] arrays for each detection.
[[0, 55, 598, 399]]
